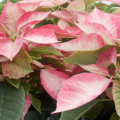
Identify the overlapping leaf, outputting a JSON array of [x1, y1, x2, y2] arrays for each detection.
[[53, 73, 111, 113], [60, 99, 98, 120], [52, 33, 105, 51], [40, 69, 70, 100], [2, 49, 33, 79], [0, 82, 25, 120], [112, 80, 120, 117]]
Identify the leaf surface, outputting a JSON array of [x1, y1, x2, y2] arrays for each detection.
[[52, 33, 105, 51], [61, 52, 98, 65], [53, 73, 111, 113], [112, 80, 120, 117], [24, 28, 58, 44], [0, 82, 25, 120], [60, 99, 98, 120], [6, 77, 21, 89], [17, 11, 50, 30], [2, 49, 33, 79], [109, 112, 120, 120], [29, 46, 62, 56], [0, 35, 23, 61], [40, 69, 70, 100], [67, 0, 85, 11]]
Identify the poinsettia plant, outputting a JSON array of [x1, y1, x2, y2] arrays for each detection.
[[1, 0, 120, 120]]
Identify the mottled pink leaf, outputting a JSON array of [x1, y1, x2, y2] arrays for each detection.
[[53, 73, 111, 113], [76, 7, 120, 39], [17, 11, 50, 31], [21, 95, 32, 120], [51, 9, 73, 23], [24, 28, 58, 44], [0, 35, 23, 61], [80, 64, 109, 76], [96, 47, 117, 67], [86, 7, 120, 38], [40, 69, 70, 100], [52, 33, 105, 51], [17, 2, 40, 12], [0, 0, 25, 33], [38, 24, 77, 39]]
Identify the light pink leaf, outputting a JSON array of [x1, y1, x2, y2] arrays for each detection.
[[0, 35, 23, 61], [33, 60, 44, 68], [58, 19, 70, 29], [17, 11, 50, 31], [53, 73, 111, 113], [76, 7, 120, 39], [53, 0, 68, 6], [52, 33, 105, 51], [21, 95, 32, 120], [86, 7, 120, 38], [38, 24, 78, 39], [17, 2, 40, 12], [64, 26, 83, 35], [67, 0, 85, 11], [96, 47, 117, 67], [0, 0, 25, 33], [80, 64, 109, 76], [24, 28, 58, 44], [40, 69, 70, 100], [51, 9, 73, 23]]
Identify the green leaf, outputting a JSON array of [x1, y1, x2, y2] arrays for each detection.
[[29, 93, 41, 113], [60, 99, 98, 120], [41, 57, 66, 68], [84, 102, 104, 120], [61, 52, 98, 65], [6, 77, 21, 89], [0, 82, 25, 120], [2, 49, 33, 79], [109, 112, 120, 120], [29, 53, 41, 60], [112, 80, 120, 117], [21, 48, 33, 63], [29, 46, 63, 56], [21, 83, 31, 94]]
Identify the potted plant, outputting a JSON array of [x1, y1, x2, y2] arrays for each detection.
[[0, 0, 120, 120]]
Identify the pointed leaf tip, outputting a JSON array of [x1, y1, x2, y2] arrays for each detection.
[[53, 73, 111, 113], [40, 69, 70, 100]]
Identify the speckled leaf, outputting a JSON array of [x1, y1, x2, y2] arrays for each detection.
[[0, 82, 25, 120], [112, 80, 120, 117], [61, 52, 98, 65], [2, 49, 33, 79], [60, 99, 98, 120], [41, 57, 66, 68], [29, 46, 62, 56], [109, 112, 120, 120]]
